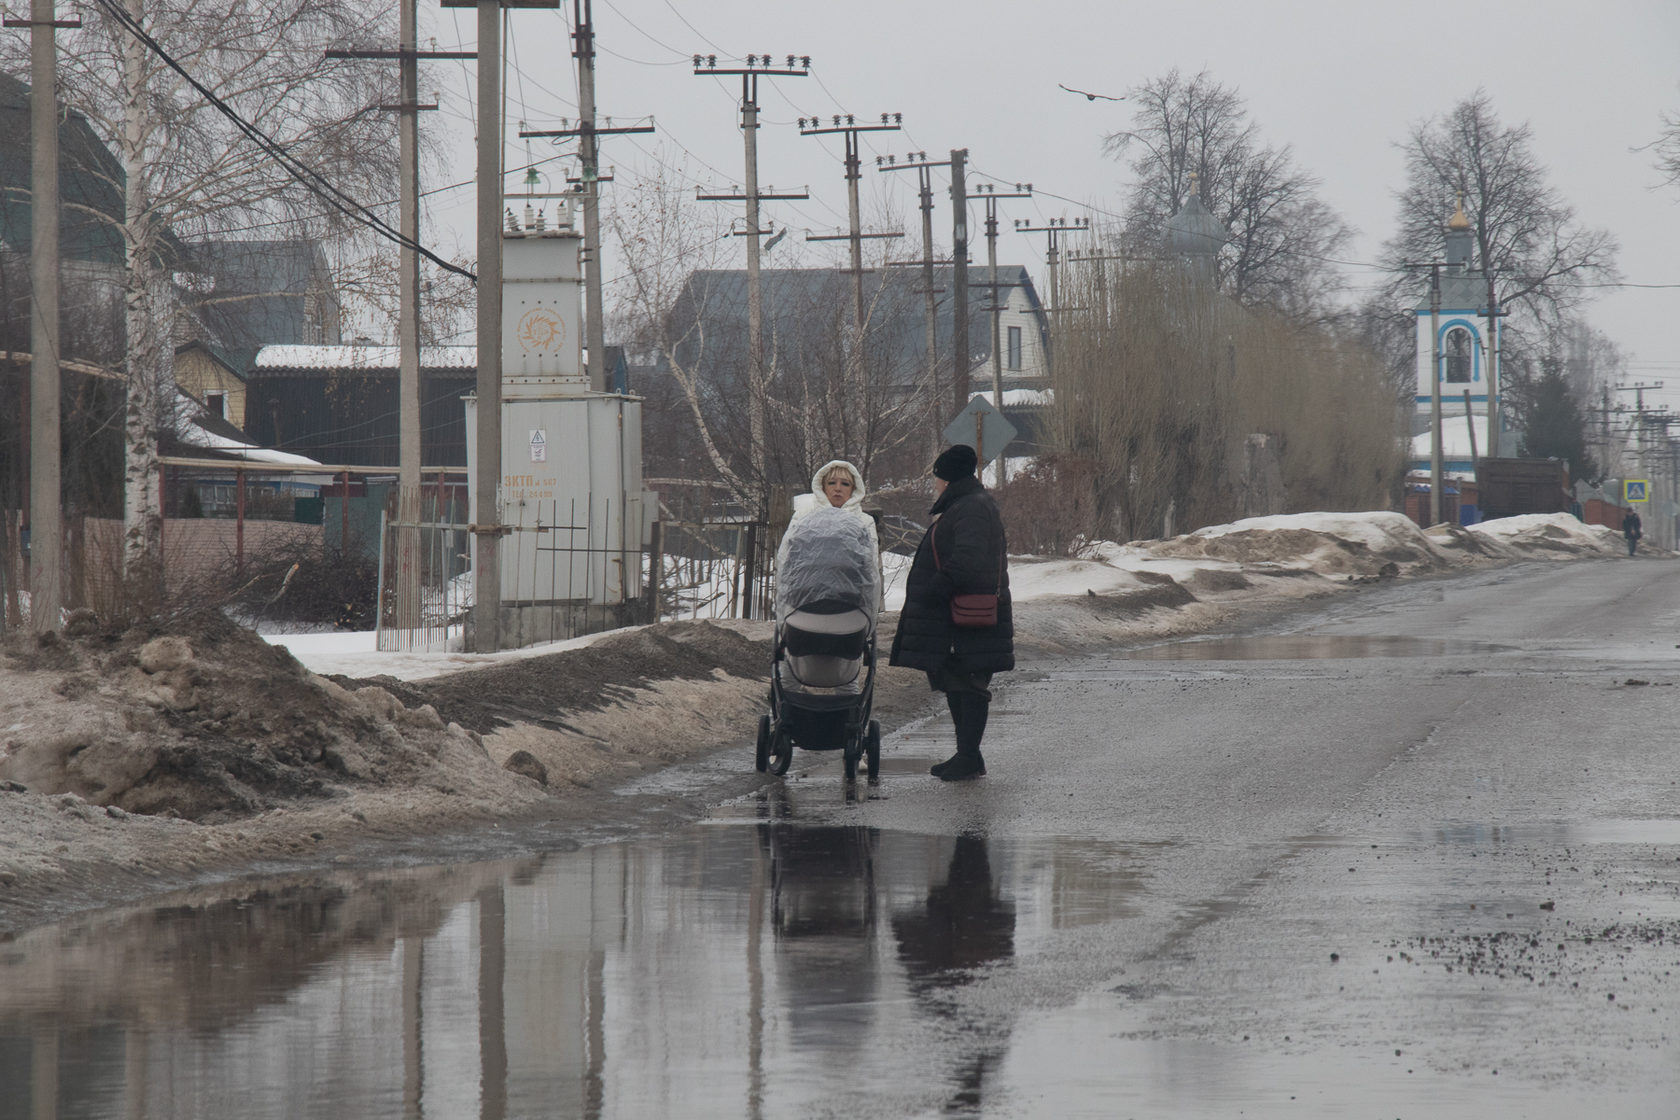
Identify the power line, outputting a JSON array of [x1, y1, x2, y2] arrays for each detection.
[[86, 0, 474, 281]]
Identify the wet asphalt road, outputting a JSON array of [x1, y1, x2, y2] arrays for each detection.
[[5, 558, 1680, 1118]]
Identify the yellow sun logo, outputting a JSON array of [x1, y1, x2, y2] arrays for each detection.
[[517, 308, 565, 354]]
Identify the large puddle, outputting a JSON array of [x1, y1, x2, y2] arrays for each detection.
[[2, 811, 1669, 1117], [0, 822, 1144, 1119]]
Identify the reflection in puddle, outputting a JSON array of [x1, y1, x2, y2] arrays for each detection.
[[0, 824, 1146, 1119], [1120, 635, 1511, 660]]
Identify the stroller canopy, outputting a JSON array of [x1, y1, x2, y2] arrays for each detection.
[[775, 506, 881, 621]]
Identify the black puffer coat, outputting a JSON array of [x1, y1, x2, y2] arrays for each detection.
[[889, 474, 1014, 673]]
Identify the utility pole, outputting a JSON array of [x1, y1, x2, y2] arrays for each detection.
[[7, 0, 77, 631], [879, 151, 953, 413], [1013, 216, 1090, 382], [692, 54, 811, 518], [1403, 259, 1446, 524], [797, 113, 902, 334], [443, 0, 556, 651], [1428, 264, 1442, 525], [473, 0, 502, 652], [970, 182, 1032, 411], [1483, 267, 1502, 459], [330, 8, 473, 632], [949, 147, 969, 415], [1614, 381, 1667, 485], [800, 113, 902, 459], [519, 0, 652, 392]]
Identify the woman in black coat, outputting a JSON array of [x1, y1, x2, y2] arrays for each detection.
[[889, 445, 1013, 780]]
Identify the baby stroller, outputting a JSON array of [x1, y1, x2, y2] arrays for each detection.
[[756, 506, 883, 781]]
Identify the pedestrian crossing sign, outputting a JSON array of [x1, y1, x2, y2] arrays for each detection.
[[1624, 479, 1648, 503]]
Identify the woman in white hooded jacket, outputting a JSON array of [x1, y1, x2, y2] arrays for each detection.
[[779, 458, 881, 608]]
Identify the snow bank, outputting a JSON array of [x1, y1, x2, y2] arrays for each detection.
[[1462, 513, 1625, 554], [276, 510, 1636, 682]]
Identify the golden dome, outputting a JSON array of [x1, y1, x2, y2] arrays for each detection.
[[1447, 192, 1471, 232]]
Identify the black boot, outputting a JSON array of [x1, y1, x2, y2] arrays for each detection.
[[938, 692, 989, 781], [937, 751, 986, 780], [931, 693, 965, 776]]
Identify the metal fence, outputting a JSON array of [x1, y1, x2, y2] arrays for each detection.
[[649, 518, 771, 622]]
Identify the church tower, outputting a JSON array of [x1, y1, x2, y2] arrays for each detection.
[[1166, 173, 1228, 287], [1413, 195, 1499, 461]]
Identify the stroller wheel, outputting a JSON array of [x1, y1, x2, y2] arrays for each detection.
[[754, 714, 771, 773], [768, 727, 794, 777], [865, 720, 882, 781], [843, 739, 859, 783]]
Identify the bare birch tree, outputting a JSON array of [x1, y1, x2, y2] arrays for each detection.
[[2, 0, 396, 595], [606, 158, 750, 504]]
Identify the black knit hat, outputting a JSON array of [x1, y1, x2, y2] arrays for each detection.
[[932, 444, 978, 481]]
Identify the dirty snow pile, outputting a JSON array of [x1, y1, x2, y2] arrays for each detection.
[[0, 507, 1641, 932], [996, 510, 1628, 606]]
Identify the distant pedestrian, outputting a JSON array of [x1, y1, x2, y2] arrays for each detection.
[[1622, 508, 1643, 556], [889, 445, 1013, 781]]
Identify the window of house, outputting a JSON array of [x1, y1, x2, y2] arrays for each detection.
[[205, 391, 227, 419], [1007, 325, 1022, 371], [1444, 327, 1472, 383]]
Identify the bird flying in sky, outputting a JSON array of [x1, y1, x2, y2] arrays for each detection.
[[1059, 83, 1124, 102]]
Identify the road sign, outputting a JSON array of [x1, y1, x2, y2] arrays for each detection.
[[1625, 479, 1649, 503], [942, 397, 1019, 467]]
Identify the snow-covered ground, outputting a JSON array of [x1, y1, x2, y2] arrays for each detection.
[[270, 510, 1634, 682]]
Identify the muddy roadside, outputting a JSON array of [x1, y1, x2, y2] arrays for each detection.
[[0, 569, 1327, 938], [0, 507, 1621, 939]]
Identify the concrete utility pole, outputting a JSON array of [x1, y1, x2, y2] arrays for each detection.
[[692, 54, 810, 516], [797, 113, 903, 334], [331, 8, 475, 632], [1014, 216, 1090, 382], [441, 0, 541, 650], [9, 0, 77, 631], [519, 0, 652, 392]]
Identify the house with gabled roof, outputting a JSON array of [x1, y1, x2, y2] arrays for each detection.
[[665, 264, 1048, 395]]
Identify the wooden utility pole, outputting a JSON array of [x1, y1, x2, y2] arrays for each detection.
[[8, 0, 77, 631], [692, 54, 811, 519], [970, 182, 1032, 410], [574, 0, 605, 393], [797, 112, 903, 334], [949, 147, 969, 414], [879, 152, 953, 410], [472, 0, 502, 652], [1014, 216, 1090, 383]]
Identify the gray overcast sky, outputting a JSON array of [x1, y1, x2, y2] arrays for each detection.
[[420, 0, 1680, 399]]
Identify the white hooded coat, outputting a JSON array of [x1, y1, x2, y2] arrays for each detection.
[[779, 459, 881, 609]]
